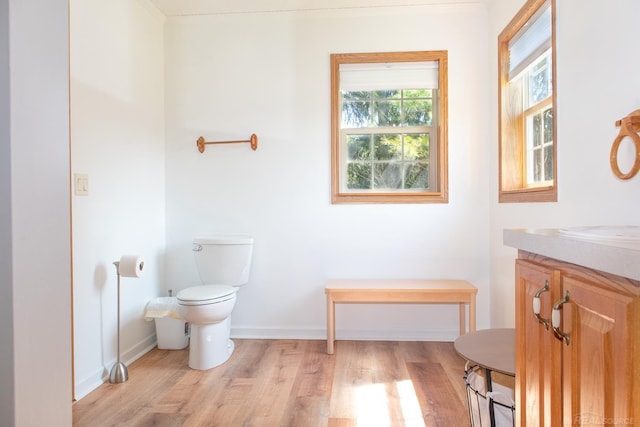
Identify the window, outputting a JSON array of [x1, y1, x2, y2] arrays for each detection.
[[331, 51, 448, 204], [499, 0, 556, 203]]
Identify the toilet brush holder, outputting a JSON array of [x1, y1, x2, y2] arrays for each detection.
[[109, 261, 128, 384]]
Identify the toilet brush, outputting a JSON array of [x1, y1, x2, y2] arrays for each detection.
[[109, 261, 128, 384]]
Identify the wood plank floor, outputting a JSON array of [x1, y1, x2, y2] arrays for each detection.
[[73, 340, 470, 427]]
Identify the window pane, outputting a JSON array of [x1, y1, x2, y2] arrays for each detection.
[[404, 89, 432, 98], [543, 107, 553, 143], [373, 90, 400, 99], [532, 114, 541, 147], [347, 163, 371, 189], [403, 133, 430, 160], [374, 134, 401, 161], [405, 162, 429, 189], [342, 99, 371, 127], [373, 163, 402, 189], [374, 100, 401, 126], [531, 150, 540, 182], [343, 91, 370, 100], [544, 145, 553, 181], [403, 99, 432, 126], [529, 56, 550, 104], [347, 134, 371, 161]]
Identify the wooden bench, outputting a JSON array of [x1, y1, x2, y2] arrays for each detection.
[[325, 279, 477, 354]]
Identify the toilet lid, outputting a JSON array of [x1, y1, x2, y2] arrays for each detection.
[[176, 285, 236, 305]]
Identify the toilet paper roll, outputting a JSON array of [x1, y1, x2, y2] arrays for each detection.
[[118, 255, 145, 278]]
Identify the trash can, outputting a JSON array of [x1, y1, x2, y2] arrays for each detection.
[[144, 296, 189, 350], [464, 363, 515, 427]]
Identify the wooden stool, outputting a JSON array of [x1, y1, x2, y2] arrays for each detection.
[[325, 279, 478, 354]]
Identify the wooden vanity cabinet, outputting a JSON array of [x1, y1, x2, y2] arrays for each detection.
[[515, 259, 561, 426], [515, 252, 640, 427]]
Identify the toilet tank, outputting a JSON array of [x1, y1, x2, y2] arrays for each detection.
[[192, 235, 254, 286]]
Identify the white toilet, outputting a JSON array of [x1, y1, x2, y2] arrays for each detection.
[[176, 235, 254, 370]]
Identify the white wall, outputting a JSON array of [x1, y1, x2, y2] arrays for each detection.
[[487, 0, 640, 328], [164, 4, 491, 340], [0, 0, 13, 422], [70, 0, 166, 399], [0, 0, 73, 425]]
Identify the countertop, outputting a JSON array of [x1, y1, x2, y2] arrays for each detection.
[[503, 228, 640, 281]]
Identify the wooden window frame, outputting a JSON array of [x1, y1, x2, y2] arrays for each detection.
[[498, 0, 557, 203], [331, 51, 448, 204]]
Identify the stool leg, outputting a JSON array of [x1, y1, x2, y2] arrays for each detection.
[[327, 294, 335, 354], [460, 303, 467, 335], [469, 297, 476, 332]]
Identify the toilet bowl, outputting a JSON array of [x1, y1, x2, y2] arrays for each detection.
[[176, 236, 253, 370]]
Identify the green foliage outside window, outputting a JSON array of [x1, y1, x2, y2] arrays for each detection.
[[342, 89, 432, 190]]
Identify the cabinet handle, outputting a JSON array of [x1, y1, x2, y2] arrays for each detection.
[[532, 280, 550, 330], [552, 291, 570, 345]]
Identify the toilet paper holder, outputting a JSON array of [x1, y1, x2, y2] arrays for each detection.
[[109, 255, 145, 384]]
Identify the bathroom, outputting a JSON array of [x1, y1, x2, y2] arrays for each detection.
[[72, 0, 495, 399], [3, 0, 640, 424]]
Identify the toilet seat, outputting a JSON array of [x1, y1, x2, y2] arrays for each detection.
[[177, 284, 236, 306]]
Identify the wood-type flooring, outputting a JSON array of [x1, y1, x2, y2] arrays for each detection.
[[73, 340, 470, 427]]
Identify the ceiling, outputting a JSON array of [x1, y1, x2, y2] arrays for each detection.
[[149, 0, 485, 16]]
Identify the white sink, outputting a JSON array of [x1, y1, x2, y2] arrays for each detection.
[[558, 226, 640, 242]]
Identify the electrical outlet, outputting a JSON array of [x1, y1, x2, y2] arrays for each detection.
[[74, 173, 89, 196]]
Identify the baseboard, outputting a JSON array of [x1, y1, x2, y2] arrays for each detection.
[[74, 334, 158, 401], [231, 327, 459, 342], [121, 334, 157, 367], [231, 327, 326, 340], [336, 329, 459, 342], [74, 368, 107, 401]]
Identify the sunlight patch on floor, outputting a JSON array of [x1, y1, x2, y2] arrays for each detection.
[[397, 379, 426, 427], [355, 383, 390, 426], [354, 380, 426, 427]]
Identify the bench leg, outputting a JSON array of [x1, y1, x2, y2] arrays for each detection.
[[469, 296, 476, 332], [327, 295, 335, 354], [459, 303, 465, 335]]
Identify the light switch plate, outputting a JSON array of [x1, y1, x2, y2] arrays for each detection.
[[74, 173, 89, 196]]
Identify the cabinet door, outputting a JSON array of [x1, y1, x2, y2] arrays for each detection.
[[515, 260, 562, 427], [557, 275, 639, 426]]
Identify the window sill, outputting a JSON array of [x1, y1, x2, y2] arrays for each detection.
[[499, 186, 557, 203], [332, 191, 448, 204]]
